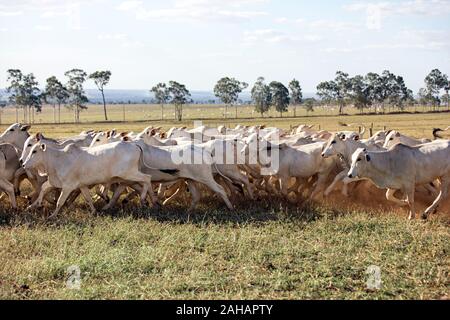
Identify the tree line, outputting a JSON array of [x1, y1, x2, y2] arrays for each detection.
[[5, 69, 111, 123], [3, 68, 449, 123]]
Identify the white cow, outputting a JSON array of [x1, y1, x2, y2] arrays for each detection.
[[0, 123, 31, 151], [0, 143, 21, 208], [383, 130, 431, 148], [22, 141, 157, 218], [321, 132, 385, 197], [348, 141, 450, 219], [243, 133, 337, 200]]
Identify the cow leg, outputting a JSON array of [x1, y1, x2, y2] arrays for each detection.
[[197, 176, 234, 210], [13, 167, 26, 196], [422, 178, 448, 219], [162, 186, 183, 206], [103, 184, 127, 211], [122, 172, 152, 206], [310, 173, 329, 200], [386, 188, 408, 207], [405, 189, 415, 220], [324, 170, 347, 197], [341, 176, 361, 197], [288, 177, 301, 193], [49, 187, 75, 219], [28, 181, 54, 210], [187, 181, 201, 211], [279, 176, 290, 198], [80, 187, 96, 215], [0, 178, 17, 209]]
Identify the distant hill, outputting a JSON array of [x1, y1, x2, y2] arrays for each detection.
[[0, 89, 317, 104]]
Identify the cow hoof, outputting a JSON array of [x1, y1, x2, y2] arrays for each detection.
[[421, 213, 429, 220], [153, 201, 162, 209]]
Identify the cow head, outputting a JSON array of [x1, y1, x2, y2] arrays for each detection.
[[89, 131, 110, 148], [322, 133, 346, 158], [23, 143, 46, 171], [0, 123, 31, 150], [383, 130, 402, 148], [348, 148, 371, 179], [19, 133, 41, 165]]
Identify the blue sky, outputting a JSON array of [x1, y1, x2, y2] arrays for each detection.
[[1, 0, 449, 92]]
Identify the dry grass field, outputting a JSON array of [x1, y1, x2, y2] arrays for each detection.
[[0, 105, 449, 300]]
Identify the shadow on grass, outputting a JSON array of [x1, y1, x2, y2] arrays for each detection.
[[0, 196, 347, 228]]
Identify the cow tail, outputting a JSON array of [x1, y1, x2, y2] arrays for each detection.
[[213, 162, 233, 184]]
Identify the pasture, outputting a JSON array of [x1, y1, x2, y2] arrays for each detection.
[[0, 106, 449, 300]]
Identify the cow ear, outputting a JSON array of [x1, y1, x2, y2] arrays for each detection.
[[160, 132, 166, 139], [395, 132, 401, 137], [35, 132, 42, 141], [122, 136, 130, 142], [40, 144, 46, 151], [354, 136, 359, 141], [21, 124, 31, 131], [120, 132, 128, 137], [365, 154, 371, 162], [150, 129, 156, 136]]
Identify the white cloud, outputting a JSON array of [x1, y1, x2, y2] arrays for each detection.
[[116, 0, 143, 11], [274, 17, 288, 23], [116, 0, 268, 22], [345, 0, 450, 30], [308, 19, 360, 32], [0, 11, 23, 16], [323, 40, 449, 53], [98, 33, 128, 41], [244, 29, 323, 45], [35, 25, 52, 31]]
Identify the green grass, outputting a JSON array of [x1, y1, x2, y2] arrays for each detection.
[[0, 203, 448, 300]]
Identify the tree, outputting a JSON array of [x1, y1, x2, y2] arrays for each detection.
[[269, 81, 290, 117], [6, 69, 42, 123], [213, 77, 248, 119], [151, 83, 170, 120], [168, 81, 191, 121], [387, 75, 413, 111], [89, 70, 111, 121], [44, 76, 69, 123], [316, 71, 351, 115], [288, 79, 302, 117], [443, 80, 450, 111], [365, 72, 382, 113], [363, 71, 412, 113], [65, 69, 88, 123], [417, 88, 432, 111], [303, 98, 316, 114], [251, 77, 272, 116], [349, 75, 371, 113], [317, 80, 338, 107], [425, 69, 448, 111], [334, 71, 351, 114]]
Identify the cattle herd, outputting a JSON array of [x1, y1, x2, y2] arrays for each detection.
[[0, 122, 449, 220]]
